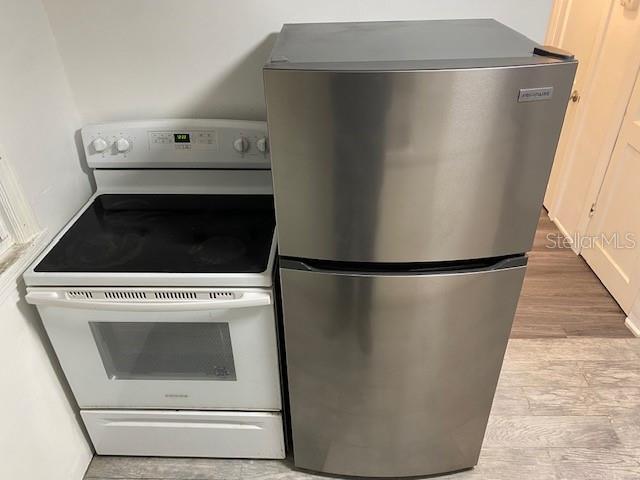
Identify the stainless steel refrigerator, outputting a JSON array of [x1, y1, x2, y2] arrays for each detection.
[[264, 19, 576, 478]]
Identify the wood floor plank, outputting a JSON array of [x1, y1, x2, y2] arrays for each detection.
[[483, 415, 620, 448], [562, 324, 635, 338], [235, 470, 330, 480], [509, 323, 568, 339], [84, 457, 316, 480], [497, 360, 587, 388], [582, 361, 640, 387], [504, 339, 640, 362], [85, 456, 247, 480], [445, 448, 556, 480], [611, 415, 640, 447], [490, 386, 531, 416], [549, 448, 640, 480], [240, 459, 301, 479], [523, 386, 640, 416]]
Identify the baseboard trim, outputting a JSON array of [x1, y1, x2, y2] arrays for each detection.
[[625, 315, 640, 337], [550, 217, 581, 255]]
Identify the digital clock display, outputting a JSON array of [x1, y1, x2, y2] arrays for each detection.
[[173, 133, 190, 143]]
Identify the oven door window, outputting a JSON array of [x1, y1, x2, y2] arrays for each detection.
[[89, 322, 237, 381]]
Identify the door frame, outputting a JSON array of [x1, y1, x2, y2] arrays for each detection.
[[543, 0, 640, 254], [544, 0, 613, 248]]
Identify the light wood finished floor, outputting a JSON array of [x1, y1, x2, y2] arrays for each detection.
[[512, 210, 630, 338], [85, 338, 640, 480]]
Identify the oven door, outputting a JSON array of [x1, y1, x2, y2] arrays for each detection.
[[26, 288, 281, 410]]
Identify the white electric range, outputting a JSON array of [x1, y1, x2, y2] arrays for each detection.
[[23, 119, 285, 459]]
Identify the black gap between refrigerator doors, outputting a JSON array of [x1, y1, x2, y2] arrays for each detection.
[[280, 254, 528, 275]]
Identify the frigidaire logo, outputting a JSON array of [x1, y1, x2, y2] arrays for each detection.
[[164, 393, 189, 398], [518, 87, 554, 102]]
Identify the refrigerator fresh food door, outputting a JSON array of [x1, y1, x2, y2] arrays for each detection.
[[264, 63, 576, 262], [279, 257, 527, 477]]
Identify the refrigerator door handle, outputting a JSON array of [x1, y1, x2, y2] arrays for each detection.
[[25, 290, 272, 311], [280, 254, 528, 275], [490, 255, 529, 270]]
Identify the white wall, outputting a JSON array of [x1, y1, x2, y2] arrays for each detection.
[[0, 0, 93, 479], [1, 2, 93, 234], [42, 0, 553, 124]]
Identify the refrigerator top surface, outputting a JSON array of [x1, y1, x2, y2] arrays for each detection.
[[265, 19, 573, 71]]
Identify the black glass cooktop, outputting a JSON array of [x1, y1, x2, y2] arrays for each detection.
[[35, 194, 275, 274]]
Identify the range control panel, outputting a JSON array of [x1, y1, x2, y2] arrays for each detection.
[[82, 119, 269, 169]]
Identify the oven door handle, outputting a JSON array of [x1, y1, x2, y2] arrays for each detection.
[[25, 291, 272, 311]]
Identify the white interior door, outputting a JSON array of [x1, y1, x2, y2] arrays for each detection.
[[545, 1, 640, 250], [582, 70, 640, 313], [545, 0, 613, 213]]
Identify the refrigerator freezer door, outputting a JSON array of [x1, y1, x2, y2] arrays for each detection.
[[264, 62, 576, 262], [280, 262, 526, 477]]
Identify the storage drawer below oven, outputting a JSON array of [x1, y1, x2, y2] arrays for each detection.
[[81, 410, 285, 459]]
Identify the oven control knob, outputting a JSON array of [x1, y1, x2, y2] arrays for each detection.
[[116, 137, 130, 153], [256, 136, 268, 153], [233, 137, 249, 153], [92, 137, 108, 153]]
